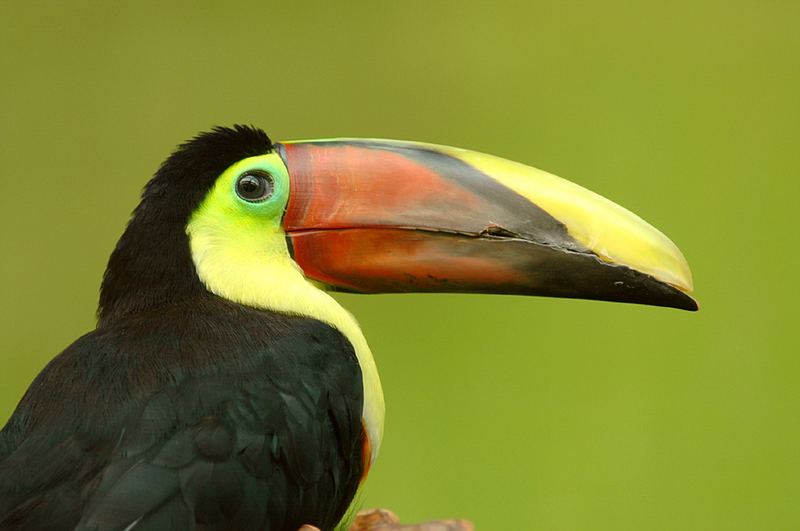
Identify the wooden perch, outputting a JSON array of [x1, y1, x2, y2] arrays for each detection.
[[298, 508, 474, 531]]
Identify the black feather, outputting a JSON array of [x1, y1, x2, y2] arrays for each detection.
[[0, 298, 365, 531]]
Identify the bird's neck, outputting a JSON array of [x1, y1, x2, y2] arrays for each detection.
[[186, 214, 385, 462], [99, 216, 207, 325]]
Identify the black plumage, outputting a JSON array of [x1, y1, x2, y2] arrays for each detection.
[[0, 127, 366, 530], [99, 125, 273, 324]]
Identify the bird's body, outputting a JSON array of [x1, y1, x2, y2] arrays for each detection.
[[0, 126, 695, 530], [0, 298, 364, 530]]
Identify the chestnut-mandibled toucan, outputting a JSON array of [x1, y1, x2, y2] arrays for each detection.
[[0, 126, 696, 530]]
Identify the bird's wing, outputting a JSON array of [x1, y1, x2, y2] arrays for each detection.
[[0, 308, 365, 531], [75, 376, 364, 531]]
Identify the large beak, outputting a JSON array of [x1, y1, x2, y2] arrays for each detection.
[[276, 139, 697, 311]]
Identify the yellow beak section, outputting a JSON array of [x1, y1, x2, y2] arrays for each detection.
[[431, 144, 694, 294], [280, 139, 697, 311]]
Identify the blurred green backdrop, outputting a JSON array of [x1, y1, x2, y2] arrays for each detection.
[[1, 1, 797, 529]]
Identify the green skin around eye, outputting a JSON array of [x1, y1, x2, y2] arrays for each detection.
[[219, 155, 291, 224]]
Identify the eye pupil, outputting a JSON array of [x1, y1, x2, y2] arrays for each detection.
[[236, 171, 273, 202], [240, 176, 260, 194]]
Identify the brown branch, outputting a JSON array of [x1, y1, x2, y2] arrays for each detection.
[[351, 508, 473, 531], [298, 508, 473, 531]]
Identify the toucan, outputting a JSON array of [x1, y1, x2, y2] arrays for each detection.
[[0, 126, 696, 530]]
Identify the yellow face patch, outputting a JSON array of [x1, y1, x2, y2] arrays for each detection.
[[189, 153, 290, 246], [185, 153, 385, 462]]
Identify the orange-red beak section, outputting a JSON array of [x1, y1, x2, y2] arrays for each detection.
[[276, 140, 697, 311]]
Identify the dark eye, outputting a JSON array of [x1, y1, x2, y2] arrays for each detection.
[[236, 171, 274, 202]]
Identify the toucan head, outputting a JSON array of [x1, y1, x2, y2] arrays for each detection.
[[99, 125, 696, 325]]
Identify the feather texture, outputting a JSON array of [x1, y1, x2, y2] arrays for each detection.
[[0, 297, 365, 530]]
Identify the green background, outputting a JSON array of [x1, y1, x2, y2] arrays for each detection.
[[1, 1, 797, 529]]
